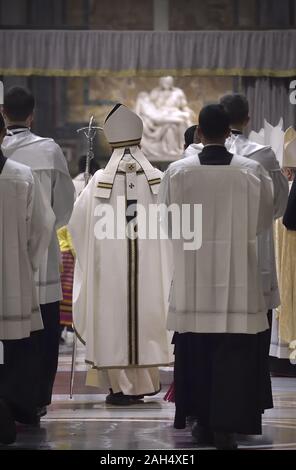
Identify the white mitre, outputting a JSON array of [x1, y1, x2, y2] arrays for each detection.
[[283, 127, 296, 168], [96, 104, 161, 199], [249, 128, 265, 145], [264, 118, 284, 166], [264, 117, 283, 145], [103, 103, 143, 148]]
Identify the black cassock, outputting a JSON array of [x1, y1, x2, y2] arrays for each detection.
[[173, 145, 273, 434]]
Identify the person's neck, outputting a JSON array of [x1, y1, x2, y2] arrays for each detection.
[[202, 140, 225, 147], [231, 124, 244, 133], [6, 121, 29, 128]]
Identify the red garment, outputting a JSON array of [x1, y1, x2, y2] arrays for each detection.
[[164, 382, 175, 402], [60, 250, 74, 326]]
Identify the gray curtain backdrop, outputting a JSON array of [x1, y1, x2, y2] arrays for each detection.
[[0, 29, 295, 77], [1, 29, 295, 129], [243, 78, 296, 131]]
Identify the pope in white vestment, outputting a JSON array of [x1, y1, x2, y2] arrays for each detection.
[[69, 104, 173, 403]]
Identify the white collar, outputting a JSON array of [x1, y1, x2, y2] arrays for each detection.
[[203, 143, 225, 148]]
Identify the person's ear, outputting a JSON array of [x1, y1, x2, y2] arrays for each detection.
[[197, 126, 203, 141], [193, 126, 199, 144], [26, 112, 34, 128]]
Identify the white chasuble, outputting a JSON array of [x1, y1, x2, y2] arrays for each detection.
[[69, 148, 173, 379]]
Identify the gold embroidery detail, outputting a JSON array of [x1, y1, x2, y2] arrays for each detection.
[[97, 182, 113, 189], [149, 178, 161, 186]]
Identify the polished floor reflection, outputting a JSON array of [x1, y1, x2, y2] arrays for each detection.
[[1, 343, 296, 450]]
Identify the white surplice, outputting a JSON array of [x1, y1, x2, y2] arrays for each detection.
[[158, 153, 274, 334], [72, 173, 85, 198], [2, 129, 75, 304], [69, 147, 173, 394], [226, 134, 289, 309], [0, 159, 55, 340]]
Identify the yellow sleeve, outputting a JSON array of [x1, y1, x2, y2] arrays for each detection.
[[57, 226, 75, 256], [66, 229, 76, 257]]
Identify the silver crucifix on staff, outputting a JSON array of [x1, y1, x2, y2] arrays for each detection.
[[77, 115, 102, 187], [70, 116, 102, 399]]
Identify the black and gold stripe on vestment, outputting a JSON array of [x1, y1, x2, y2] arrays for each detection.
[[148, 178, 161, 186], [97, 182, 113, 189], [110, 138, 141, 148], [125, 164, 139, 366], [128, 233, 139, 365], [117, 170, 144, 175]]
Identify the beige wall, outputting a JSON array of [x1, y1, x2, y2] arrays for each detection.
[[67, 76, 233, 155], [67, 76, 233, 124]]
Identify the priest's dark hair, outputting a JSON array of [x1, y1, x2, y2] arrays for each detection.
[[198, 104, 230, 140], [219, 93, 249, 126], [184, 125, 197, 148], [3, 86, 35, 122]]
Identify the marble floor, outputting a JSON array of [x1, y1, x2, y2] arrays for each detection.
[[1, 342, 296, 450]]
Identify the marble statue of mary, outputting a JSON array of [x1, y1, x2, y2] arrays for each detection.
[[135, 76, 195, 161]]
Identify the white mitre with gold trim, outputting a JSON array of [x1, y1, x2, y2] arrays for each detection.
[[103, 103, 143, 149], [96, 104, 161, 199]]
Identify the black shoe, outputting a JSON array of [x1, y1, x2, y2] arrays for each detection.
[[105, 392, 133, 406], [214, 431, 238, 450], [191, 422, 214, 446], [126, 394, 144, 401], [37, 406, 47, 418], [186, 416, 196, 426], [0, 399, 16, 445], [13, 408, 40, 426]]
